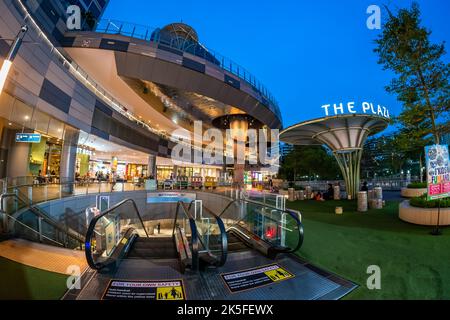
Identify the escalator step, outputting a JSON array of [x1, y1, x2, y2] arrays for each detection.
[[127, 237, 178, 259]]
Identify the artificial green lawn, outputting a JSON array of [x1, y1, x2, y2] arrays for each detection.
[[0, 257, 68, 300], [287, 200, 450, 300]]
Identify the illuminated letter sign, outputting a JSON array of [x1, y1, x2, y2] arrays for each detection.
[[321, 101, 390, 119]]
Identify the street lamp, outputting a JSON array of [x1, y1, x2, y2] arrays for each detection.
[[0, 25, 28, 95]]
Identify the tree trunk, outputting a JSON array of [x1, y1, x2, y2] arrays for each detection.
[[417, 69, 440, 144]]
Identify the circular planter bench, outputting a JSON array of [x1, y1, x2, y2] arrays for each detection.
[[399, 200, 450, 226], [401, 187, 427, 198]]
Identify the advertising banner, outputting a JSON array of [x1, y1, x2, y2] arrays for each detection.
[[425, 144, 450, 201]]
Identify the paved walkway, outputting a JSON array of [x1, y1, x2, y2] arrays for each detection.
[[0, 239, 87, 275]]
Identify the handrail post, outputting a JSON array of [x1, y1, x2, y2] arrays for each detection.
[[43, 184, 48, 202], [37, 216, 43, 243], [27, 186, 33, 205]]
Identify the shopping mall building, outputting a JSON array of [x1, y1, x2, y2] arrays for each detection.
[[0, 0, 365, 301], [0, 0, 282, 188]]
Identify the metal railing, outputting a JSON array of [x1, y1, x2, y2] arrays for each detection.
[[85, 198, 149, 270], [218, 198, 304, 256], [77, 18, 281, 120], [14, 0, 197, 150], [0, 193, 84, 249], [187, 201, 227, 268], [173, 201, 199, 271]]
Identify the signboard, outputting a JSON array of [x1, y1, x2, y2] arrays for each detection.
[[96, 195, 110, 212], [321, 101, 390, 119], [102, 280, 185, 300], [15, 133, 41, 143], [425, 144, 450, 201], [147, 192, 196, 204], [221, 264, 294, 293], [145, 179, 157, 191], [105, 220, 116, 256]]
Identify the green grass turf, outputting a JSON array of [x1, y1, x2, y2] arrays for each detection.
[[0, 256, 68, 300], [287, 200, 450, 299]]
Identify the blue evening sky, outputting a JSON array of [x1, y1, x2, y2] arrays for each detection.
[[102, 0, 450, 129]]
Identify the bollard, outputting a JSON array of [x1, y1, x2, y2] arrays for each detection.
[[357, 191, 368, 212], [333, 185, 340, 200], [288, 188, 295, 202], [335, 207, 343, 215], [305, 186, 312, 200], [374, 187, 383, 200], [298, 190, 305, 201]]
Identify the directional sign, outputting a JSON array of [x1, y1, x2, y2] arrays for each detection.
[[15, 133, 41, 143]]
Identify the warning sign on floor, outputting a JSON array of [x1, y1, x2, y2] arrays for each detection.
[[102, 280, 185, 300], [221, 264, 294, 293]]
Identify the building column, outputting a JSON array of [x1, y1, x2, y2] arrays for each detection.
[[60, 127, 79, 192], [1, 128, 30, 179], [148, 154, 156, 178]]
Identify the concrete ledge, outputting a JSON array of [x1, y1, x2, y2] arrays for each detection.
[[401, 187, 427, 198], [399, 200, 450, 226]]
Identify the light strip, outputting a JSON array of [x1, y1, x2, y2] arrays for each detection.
[[0, 59, 12, 95]]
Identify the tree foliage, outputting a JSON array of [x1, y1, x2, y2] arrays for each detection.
[[374, 2, 450, 143], [279, 145, 341, 181]]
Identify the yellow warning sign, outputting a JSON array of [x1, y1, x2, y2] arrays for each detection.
[[264, 267, 294, 282], [156, 286, 185, 300]]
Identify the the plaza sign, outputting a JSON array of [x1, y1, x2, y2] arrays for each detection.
[[321, 102, 391, 119]]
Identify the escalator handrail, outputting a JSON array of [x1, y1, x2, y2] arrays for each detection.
[[85, 198, 149, 270], [15, 189, 86, 242], [172, 201, 199, 271], [193, 204, 228, 267], [218, 198, 304, 254], [0, 193, 85, 245]]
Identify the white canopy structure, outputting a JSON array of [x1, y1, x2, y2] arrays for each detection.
[[280, 114, 389, 198]]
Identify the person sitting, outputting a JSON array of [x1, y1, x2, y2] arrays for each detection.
[[325, 184, 334, 200], [314, 191, 325, 201], [361, 181, 369, 192]]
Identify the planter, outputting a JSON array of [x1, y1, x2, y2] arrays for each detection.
[[399, 200, 450, 226], [401, 187, 427, 198]]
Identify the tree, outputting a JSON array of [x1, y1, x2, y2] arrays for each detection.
[[361, 130, 432, 180], [374, 3, 450, 144], [279, 145, 341, 181]]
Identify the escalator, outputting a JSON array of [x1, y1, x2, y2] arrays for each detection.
[[226, 232, 250, 252], [84, 199, 227, 273], [127, 237, 178, 259], [0, 193, 85, 249], [216, 198, 304, 259]]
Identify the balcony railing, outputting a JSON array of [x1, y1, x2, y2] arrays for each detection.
[[80, 19, 282, 121]]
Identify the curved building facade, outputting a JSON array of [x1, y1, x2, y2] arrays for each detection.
[[0, 0, 281, 186]]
